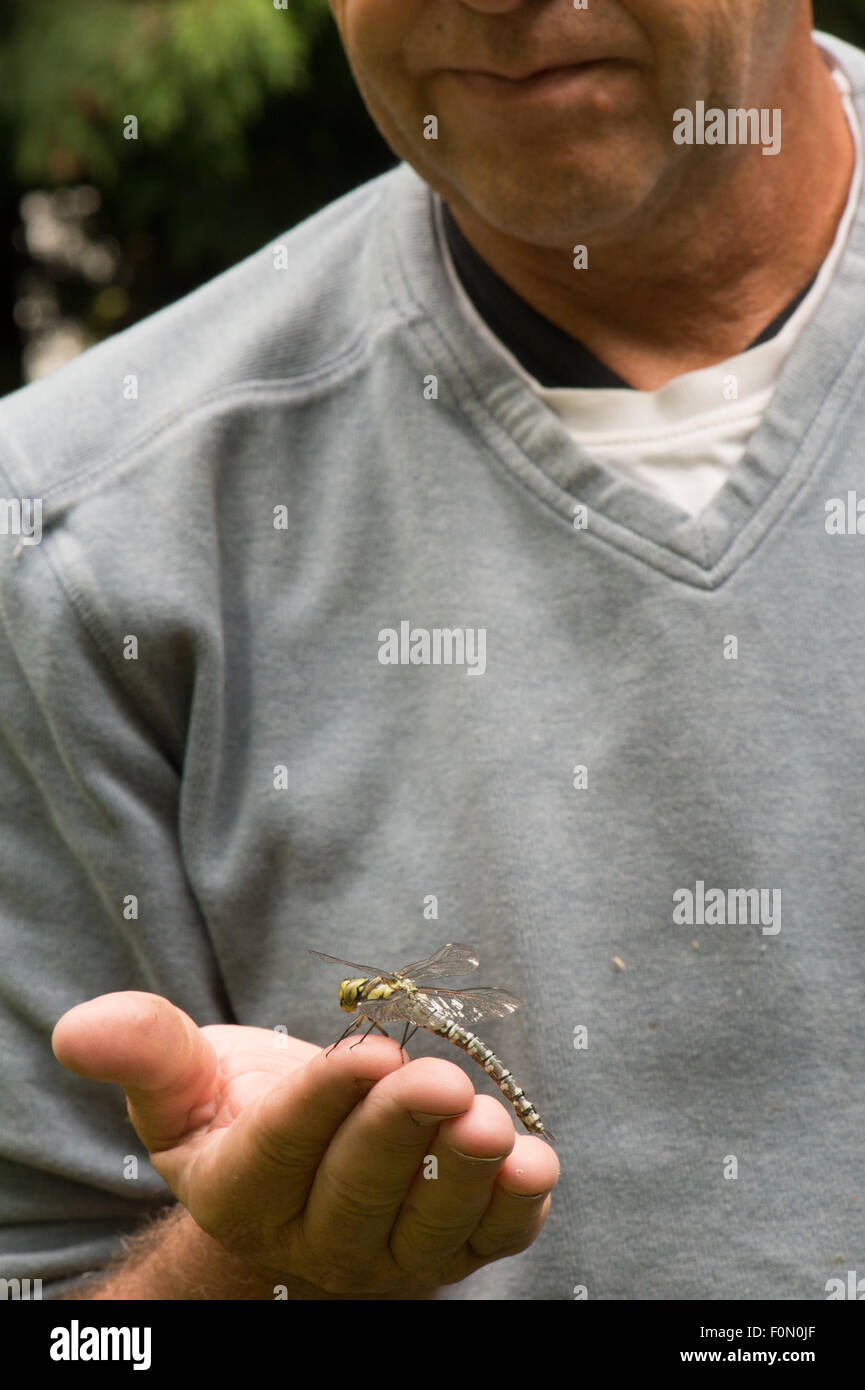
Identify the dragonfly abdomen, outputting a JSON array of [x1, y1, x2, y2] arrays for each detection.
[[426, 1019, 554, 1143]]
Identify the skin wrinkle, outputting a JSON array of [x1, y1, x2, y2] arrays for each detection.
[[327, 0, 855, 388]]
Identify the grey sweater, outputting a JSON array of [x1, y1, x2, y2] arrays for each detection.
[[1, 28, 864, 1302]]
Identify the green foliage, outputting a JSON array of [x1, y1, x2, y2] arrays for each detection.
[[814, 0, 865, 45], [0, 0, 331, 184]]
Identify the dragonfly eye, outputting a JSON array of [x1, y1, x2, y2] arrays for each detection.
[[338, 978, 363, 1012]]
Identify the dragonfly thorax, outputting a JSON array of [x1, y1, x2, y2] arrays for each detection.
[[337, 975, 403, 1012]]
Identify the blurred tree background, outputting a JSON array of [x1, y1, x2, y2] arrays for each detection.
[[0, 0, 861, 395]]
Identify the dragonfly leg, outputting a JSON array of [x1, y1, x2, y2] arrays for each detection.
[[398, 1023, 419, 1065], [349, 1019, 391, 1050], [325, 1015, 364, 1057]]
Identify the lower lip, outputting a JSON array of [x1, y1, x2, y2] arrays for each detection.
[[449, 61, 629, 104]]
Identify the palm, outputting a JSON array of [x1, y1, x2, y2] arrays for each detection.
[[138, 1025, 333, 1213], [190, 1025, 322, 1129]]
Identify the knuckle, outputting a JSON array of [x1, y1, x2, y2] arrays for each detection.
[[254, 1126, 317, 1174], [399, 1195, 464, 1243], [322, 1167, 397, 1223]]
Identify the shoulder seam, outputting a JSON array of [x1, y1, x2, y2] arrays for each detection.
[[18, 305, 417, 511]]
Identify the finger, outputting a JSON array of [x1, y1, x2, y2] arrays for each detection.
[[52, 992, 220, 1152], [463, 1135, 560, 1264], [388, 1093, 518, 1279], [201, 1023, 322, 1079], [300, 1055, 476, 1277], [193, 1035, 423, 1230]]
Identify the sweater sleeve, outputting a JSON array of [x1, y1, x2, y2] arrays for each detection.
[[0, 455, 226, 1291]]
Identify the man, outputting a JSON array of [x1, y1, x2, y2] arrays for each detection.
[[0, 0, 863, 1300]]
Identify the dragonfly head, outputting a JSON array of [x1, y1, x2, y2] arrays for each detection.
[[337, 977, 368, 1013]]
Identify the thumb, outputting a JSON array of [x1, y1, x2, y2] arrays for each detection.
[[52, 991, 217, 1153]]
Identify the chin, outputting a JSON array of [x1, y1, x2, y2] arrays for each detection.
[[443, 169, 658, 250], [383, 102, 668, 248]]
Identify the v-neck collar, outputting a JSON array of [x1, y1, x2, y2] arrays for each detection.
[[378, 32, 865, 589]]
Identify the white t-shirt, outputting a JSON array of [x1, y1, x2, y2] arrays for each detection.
[[436, 46, 863, 517]]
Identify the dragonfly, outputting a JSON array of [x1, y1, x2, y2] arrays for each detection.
[[310, 942, 554, 1143]]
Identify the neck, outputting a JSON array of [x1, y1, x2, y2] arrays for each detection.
[[447, 43, 856, 392]]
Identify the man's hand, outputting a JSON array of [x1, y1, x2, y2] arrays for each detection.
[[52, 992, 558, 1298]]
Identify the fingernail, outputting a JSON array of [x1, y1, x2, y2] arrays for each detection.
[[449, 1150, 508, 1163], [409, 1111, 458, 1126]]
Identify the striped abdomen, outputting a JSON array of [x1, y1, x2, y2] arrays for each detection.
[[426, 1019, 555, 1144]]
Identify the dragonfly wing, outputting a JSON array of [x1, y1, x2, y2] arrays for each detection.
[[398, 942, 481, 981], [355, 995, 416, 1023], [309, 949, 392, 977], [413, 986, 525, 1026]]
